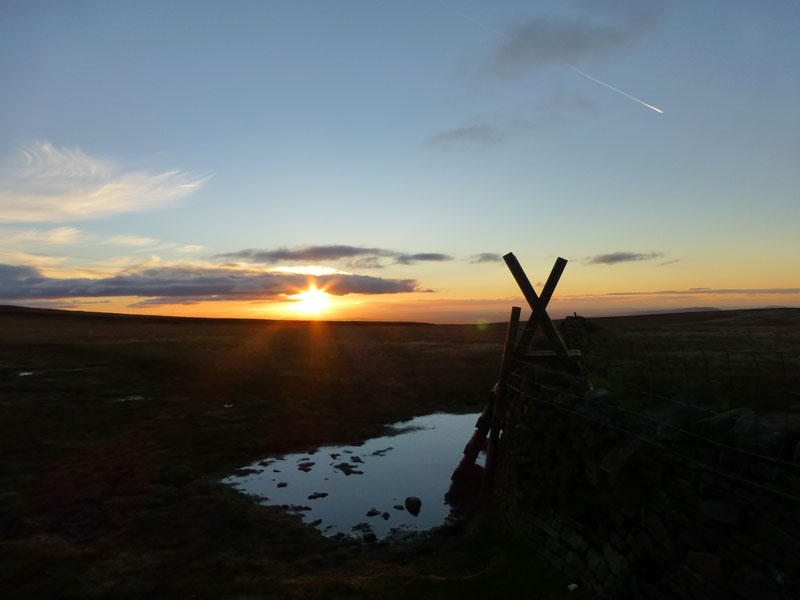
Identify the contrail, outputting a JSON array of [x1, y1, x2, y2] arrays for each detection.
[[569, 66, 663, 114], [433, 0, 664, 115]]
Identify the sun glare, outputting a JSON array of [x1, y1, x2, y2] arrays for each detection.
[[288, 285, 331, 314]]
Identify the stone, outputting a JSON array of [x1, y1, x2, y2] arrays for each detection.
[[694, 408, 753, 442], [587, 548, 610, 583], [333, 462, 363, 476], [731, 565, 778, 599], [404, 496, 422, 516], [307, 492, 328, 500], [561, 527, 589, 554], [600, 438, 641, 482], [686, 551, 724, 586], [700, 500, 742, 527], [642, 511, 672, 549], [366, 508, 381, 517], [602, 543, 630, 578], [277, 482, 287, 488]]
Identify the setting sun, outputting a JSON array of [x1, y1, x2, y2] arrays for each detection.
[[287, 285, 332, 314]]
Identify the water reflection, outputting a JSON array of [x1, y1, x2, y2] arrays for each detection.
[[222, 412, 481, 539]]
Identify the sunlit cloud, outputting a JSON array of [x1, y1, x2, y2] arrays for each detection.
[[1, 226, 83, 245], [270, 265, 340, 276], [177, 244, 205, 254], [0, 141, 208, 223], [0, 249, 68, 270], [587, 251, 664, 265], [105, 234, 159, 247]]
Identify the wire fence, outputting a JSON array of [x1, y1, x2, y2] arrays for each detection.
[[580, 344, 800, 426], [503, 345, 800, 503]]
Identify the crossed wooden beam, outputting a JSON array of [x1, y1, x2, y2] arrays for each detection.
[[451, 253, 575, 493]]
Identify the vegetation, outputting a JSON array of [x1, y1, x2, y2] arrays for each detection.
[[0, 306, 579, 599], [582, 308, 800, 419], [3, 305, 796, 597]]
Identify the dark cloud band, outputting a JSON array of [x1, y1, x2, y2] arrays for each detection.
[[469, 253, 502, 264], [216, 245, 454, 267], [588, 252, 664, 265], [217, 245, 394, 263], [0, 264, 421, 301]]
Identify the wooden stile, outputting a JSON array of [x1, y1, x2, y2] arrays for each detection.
[[451, 252, 582, 495], [483, 305, 521, 493], [503, 253, 570, 359]]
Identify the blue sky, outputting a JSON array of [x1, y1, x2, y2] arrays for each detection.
[[1, 0, 798, 322]]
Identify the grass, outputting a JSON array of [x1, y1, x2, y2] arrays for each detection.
[[4, 305, 796, 598], [0, 306, 582, 599], [581, 308, 800, 418]]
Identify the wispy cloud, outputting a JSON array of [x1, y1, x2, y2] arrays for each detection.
[[105, 234, 159, 247], [426, 90, 596, 148], [394, 253, 452, 265], [425, 124, 504, 146], [0, 142, 207, 223], [469, 253, 502, 264], [587, 251, 664, 265], [659, 258, 681, 267], [219, 245, 393, 263], [487, 3, 662, 77], [1, 226, 83, 245], [0, 263, 425, 302], [217, 245, 454, 268], [177, 245, 205, 254], [0, 249, 68, 270], [428, 3, 658, 147]]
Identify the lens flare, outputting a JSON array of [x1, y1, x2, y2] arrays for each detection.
[[288, 285, 331, 314]]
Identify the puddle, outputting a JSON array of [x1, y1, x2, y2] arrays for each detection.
[[222, 412, 482, 539]]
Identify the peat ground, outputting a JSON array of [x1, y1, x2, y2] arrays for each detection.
[[1, 305, 797, 598], [0, 306, 579, 599]]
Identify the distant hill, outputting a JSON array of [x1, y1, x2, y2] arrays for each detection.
[[586, 307, 800, 330], [0, 304, 432, 327], [621, 306, 722, 316]]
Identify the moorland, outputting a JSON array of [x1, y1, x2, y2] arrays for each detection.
[[1, 305, 797, 598]]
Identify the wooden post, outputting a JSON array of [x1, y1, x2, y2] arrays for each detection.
[[483, 305, 521, 493]]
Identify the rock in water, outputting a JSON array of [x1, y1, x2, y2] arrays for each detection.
[[404, 496, 422, 516]]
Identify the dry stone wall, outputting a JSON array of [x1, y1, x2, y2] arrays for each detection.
[[498, 355, 800, 599]]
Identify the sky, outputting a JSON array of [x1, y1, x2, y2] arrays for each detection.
[[1, 0, 798, 323]]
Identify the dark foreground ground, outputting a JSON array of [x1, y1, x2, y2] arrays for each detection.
[[0, 306, 581, 599], [1, 305, 797, 598]]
